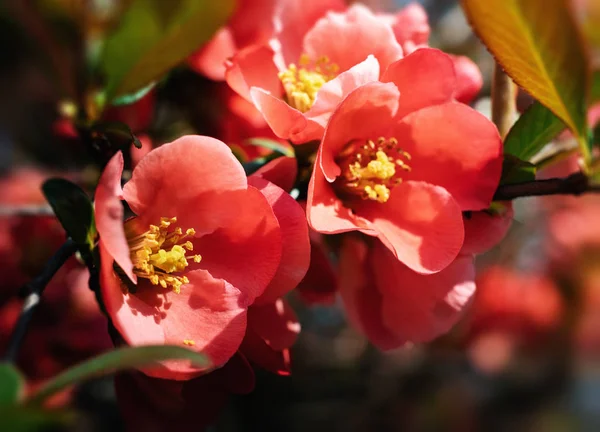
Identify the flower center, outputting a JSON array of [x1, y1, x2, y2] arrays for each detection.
[[336, 137, 411, 203], [278, 54, 339, 113], [126, 217, 201, 294]]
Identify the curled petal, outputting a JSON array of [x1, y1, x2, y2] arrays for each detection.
[[252, 156, 298, 192], [225, 44, 283, 101], [95, 152, 134, 282]]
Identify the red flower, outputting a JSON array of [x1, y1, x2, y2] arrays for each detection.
[[226, 4, 401, 143], [337, 207, 512, 349], [95, 136, 308, 380], [307, 59, 503, 274], [189, 0, 344, 81]]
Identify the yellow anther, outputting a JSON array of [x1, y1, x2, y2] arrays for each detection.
[[126, 217, 202, 293], [278, 54, 339, 113], [336, 137, 411, 203], [183, 339, 195, 346]]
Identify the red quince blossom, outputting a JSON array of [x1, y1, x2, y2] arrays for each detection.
[[95, 136, 308, 380], [189, 0, 344, 81], [337, 207, 512, 350], [307, 62, 503, 274], [226, 3, 403, 143]]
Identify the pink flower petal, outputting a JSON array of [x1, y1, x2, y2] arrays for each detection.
[[373, 244, 476, 342], [252, 156, 297, 192], [249, 177, 310, 304], [451, 55, 484, 104], [306, 160, 375, 235], [462, 204, 513, 255], [250, 87, 308, 140], [318, 81, 400, 181], [306, 55, 380, 130], [357, 181, 464, 274], [248, 299, 300, 350], [382, 48, 456, 119], [191, 186, 282, 306], [303, 4, 403, 74], [94, 152, 134, 282], [385, 2, 430, 54], [338, 236, 406, 349], [188, 27, 237, 81], [225, 44, 283, 102], [391, 102, 503, 211]]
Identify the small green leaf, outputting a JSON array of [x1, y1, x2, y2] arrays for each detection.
[[500, 154, 537, 185], [111, 82, 157, 107], [244, 138, 295, 157], [0, 406, 73, 432], [0, 364, 24, 405], [504, 101, 566, 161], [99, 0, 234, 101], [42, 179, 96, 250], [27, 345, 211, 406]]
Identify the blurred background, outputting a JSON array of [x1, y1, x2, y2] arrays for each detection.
[[1, 0, 600, 430]]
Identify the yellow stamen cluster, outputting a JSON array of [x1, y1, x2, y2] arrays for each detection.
[[183, 339, 195, 346], [128, 217, 201, 294], [338, 137, 411, 203], [278, 54, 339, 113]]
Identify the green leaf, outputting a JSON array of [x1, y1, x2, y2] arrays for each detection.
[[504, 101, 566, 161], [42, 179, 96, 250], [500, 154, 537, 185], [0, 406, 73, 432], [244, 139, 295, 157], [27, 345, 211, 406], [462, 0, 590, 152], [0, 364, 24, 405], [111, 81, 156, 107], [99, 0, 234, 101]]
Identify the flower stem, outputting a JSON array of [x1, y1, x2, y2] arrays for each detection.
[[491, 63, 517, 139], [2, 238, 78, 362], [493, 172, 600, 201]]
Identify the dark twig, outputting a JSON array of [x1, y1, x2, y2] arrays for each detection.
[[493, 172, 600, 201], [2, 238, 78, 362]]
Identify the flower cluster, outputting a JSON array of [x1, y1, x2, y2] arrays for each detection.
[[83, 3, 511, 427]]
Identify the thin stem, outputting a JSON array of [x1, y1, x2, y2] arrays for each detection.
[[491, 63, 517, 139], [493, 172, 600, 201], [2, 238, 78, 362]]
